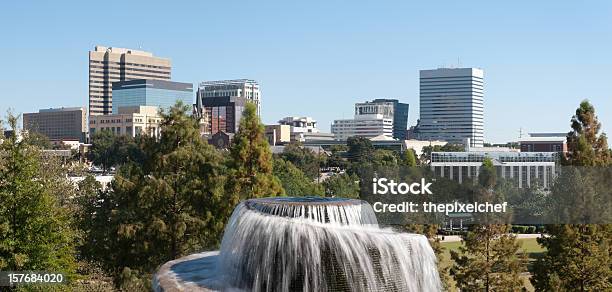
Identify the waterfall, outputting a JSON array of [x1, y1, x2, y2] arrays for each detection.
[[216, 197, 442, 292]]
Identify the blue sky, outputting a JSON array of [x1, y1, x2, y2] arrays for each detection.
[[1, 1, 612, 143]]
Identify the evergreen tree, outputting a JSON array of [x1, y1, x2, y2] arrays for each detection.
[[279, 142, 325, 179], [346, 136, 374, 163], [532, 100, 612, 291], [450, 224, 525, 291], [226, 102, 283, 200], [79, 102, 229, 286], [450, 158, 526, 291], [323, 172, 360, 198], [0, 114, 76, 279], [273, 158, 324, 196]]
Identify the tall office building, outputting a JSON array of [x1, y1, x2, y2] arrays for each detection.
[[199, 96, 250, 135], [89, 46, 171, 116], [23, 107, 87, 142], [419, 68, 484, 147], [112, 79, 193, 114], [332, 102, 394, 140], [356, 99, 409, 140], [196, 79, 261, 116]]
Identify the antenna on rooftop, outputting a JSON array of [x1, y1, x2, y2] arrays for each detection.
[[518, 127, 524, 139]]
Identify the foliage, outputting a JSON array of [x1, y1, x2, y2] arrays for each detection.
[[279, 142, 324, 179], [531, 100, 612, 291], [564, 100, 612, 166], [450, 159, 526, 291], [403, 148, 417, 167], [450, 224, 526, 291], [323, 172, 360, 198], [0, 114, 77, 280], [78, 102, 230, 283], [88, 131, 139, 173], [346, 136, 374, 163], [532, 224, 611, 291], [420, 143, 464, 164], [226, 102, 283, 200], [273, 158, 323, 196]]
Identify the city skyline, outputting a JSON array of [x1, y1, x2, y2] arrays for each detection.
[[2, 1, 612, 143]]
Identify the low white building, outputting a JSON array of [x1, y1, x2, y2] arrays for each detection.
[[278, 116, 334, 142], [430, 151, 558, 188], [332, 114, 394, 141], [89, 106, 162, 138]]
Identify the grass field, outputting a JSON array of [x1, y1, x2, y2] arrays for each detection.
[[440, 238, 546, 291]]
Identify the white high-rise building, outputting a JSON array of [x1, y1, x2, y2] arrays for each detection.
[[419, 68, 484, 147], [331, 103, 394, 141]]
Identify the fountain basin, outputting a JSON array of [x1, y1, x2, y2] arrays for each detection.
[[154, 197, 441, 292]]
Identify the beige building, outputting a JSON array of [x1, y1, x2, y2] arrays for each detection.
[[89, 106, 161, 138], [265, 124, 291, 146], [89, 46, 171, 116], [23, 107, 87, 142]]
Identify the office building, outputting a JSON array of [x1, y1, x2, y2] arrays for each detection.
[[430, 151, 558, 188], [111, 79, 193, 114], [89, 46, 171, 116], [278, 116, 334, 142], [356, 99, 409, 140], [264, 124, 291, 146], [89, 106, 161, 138], [419, 68, 484, 147], [23, 107, 87, 142], [196, 79, 261, 115], [519, 133, 567, 152], [332, 102, 395, 140], [199, 96, 249, 136]]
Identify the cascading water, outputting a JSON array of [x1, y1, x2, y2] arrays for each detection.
[[154, 197, 442, 292]]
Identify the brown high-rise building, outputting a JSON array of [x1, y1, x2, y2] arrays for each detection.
[[88, 46, 171, 116]]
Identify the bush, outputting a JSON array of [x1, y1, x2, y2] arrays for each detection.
[[527, 226, 537, 234]]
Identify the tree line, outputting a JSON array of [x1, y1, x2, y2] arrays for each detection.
[[0, 100, 610, 291]]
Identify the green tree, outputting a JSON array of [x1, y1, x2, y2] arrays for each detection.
[[451, 158, 526, 291], [0, 114, 76, 279], [88, 130, 138, 173], [80, 102, 229, 287], [273, 158, 323, 196], [323, 172, 360, 198], [403, 148, 417, 167], [420, 143, 464, 164], [346, 136, 374, 163], [450, 225, 526, 291], [532, 100, 612, 291], [279, 142, 324, 179], [226, 102, 283, 200], [565, 100, 612, 166]]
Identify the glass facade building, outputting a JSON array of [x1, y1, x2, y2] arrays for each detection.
[[112, 79, 193, 114]]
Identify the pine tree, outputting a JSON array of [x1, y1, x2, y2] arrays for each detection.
[[0, 114, 76, 278], [450, 158, 526, 291], [532, 100, 612, 291], [227, 102, 283, 200]]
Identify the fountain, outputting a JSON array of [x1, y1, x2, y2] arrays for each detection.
[[154, 197, 441, 291]]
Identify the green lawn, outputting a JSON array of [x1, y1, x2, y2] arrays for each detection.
[[440, 238, 546, 291]]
